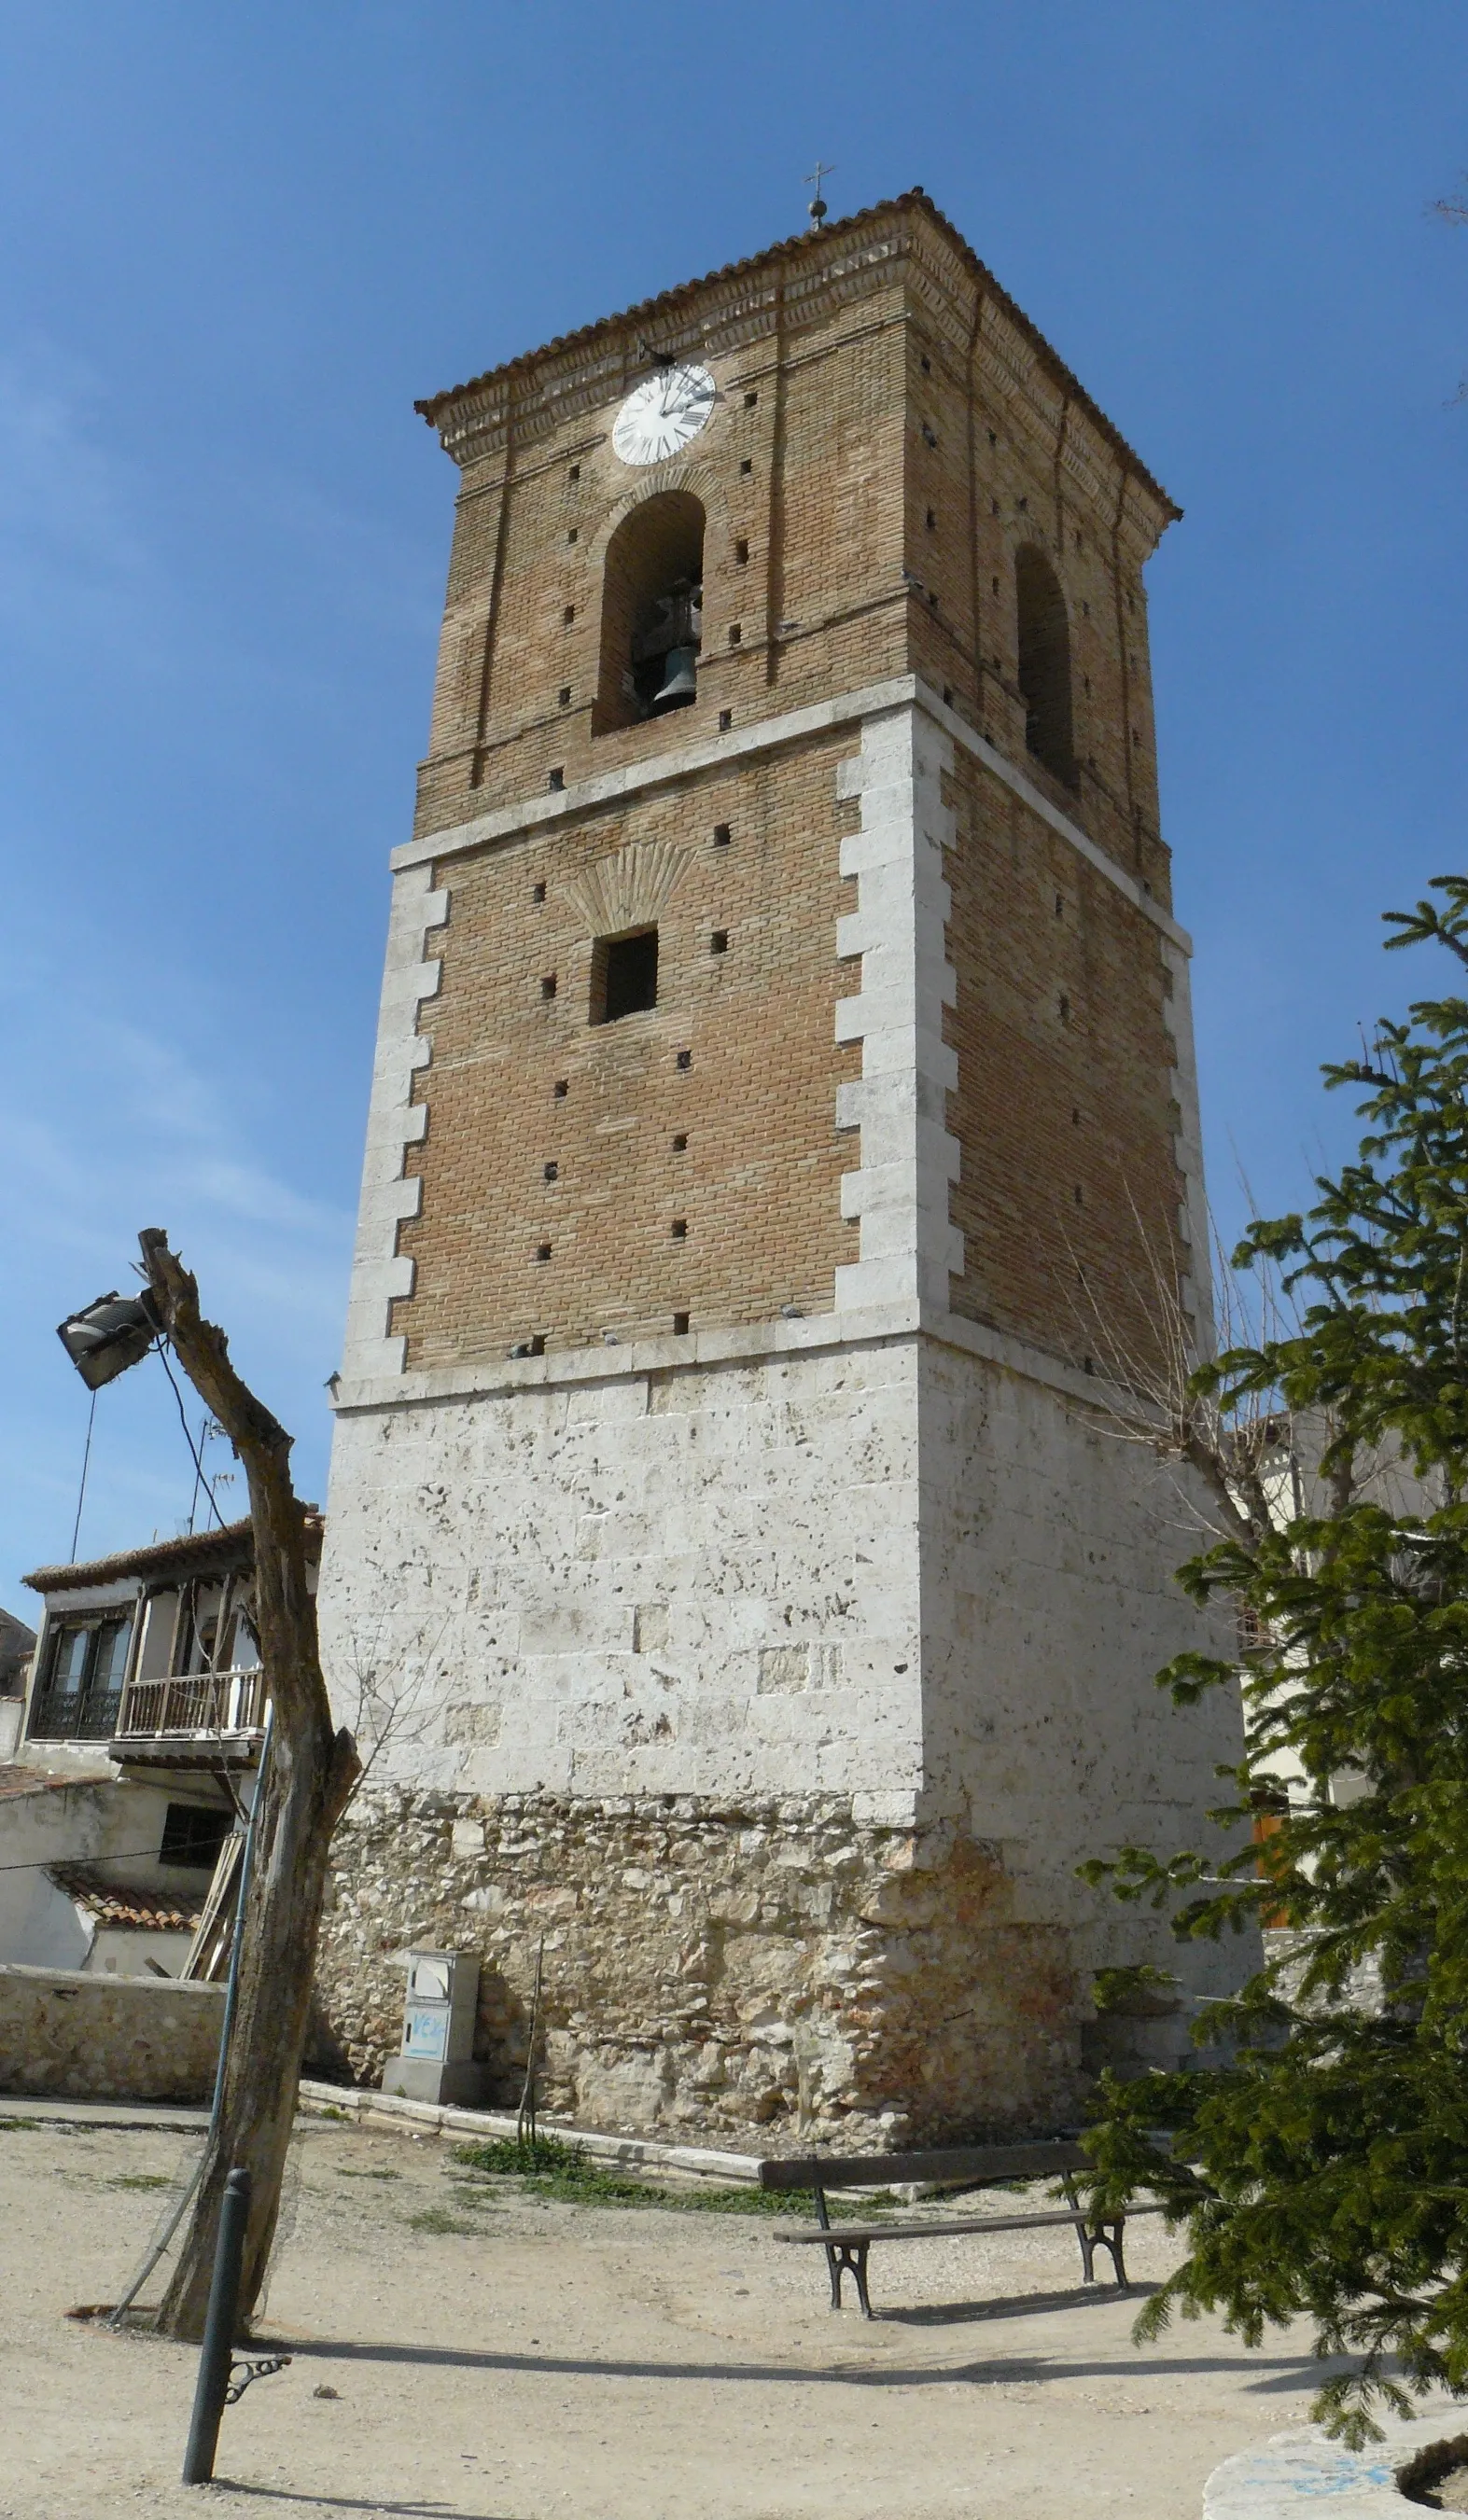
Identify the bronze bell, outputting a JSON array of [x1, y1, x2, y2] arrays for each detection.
[[650, 646, 698, 711]]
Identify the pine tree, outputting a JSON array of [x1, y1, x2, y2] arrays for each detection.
[[1081, 876, 1468, 2444]]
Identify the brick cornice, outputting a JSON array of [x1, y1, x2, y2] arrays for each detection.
[[416, 193, 1179, 551]]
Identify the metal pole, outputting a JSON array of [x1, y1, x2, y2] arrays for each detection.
[[206, 1702, 273, 2126], [105, 1706, 274, 2331], [181, 2165, 251, 2485]]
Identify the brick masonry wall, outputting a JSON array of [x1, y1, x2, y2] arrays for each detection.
[[943, 742, 1186, 1374], [314, 1790, 1081, 2146], [394, 728, 862, 1362], [389, 197, 1184, 1376], [412, 199, 1174, 905]]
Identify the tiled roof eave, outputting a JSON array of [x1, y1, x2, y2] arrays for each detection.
[[413, 188, 1180, 523], [24, 1512, 323, 1597]]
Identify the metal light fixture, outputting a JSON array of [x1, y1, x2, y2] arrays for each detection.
[[56, 1288, 163, 1390]]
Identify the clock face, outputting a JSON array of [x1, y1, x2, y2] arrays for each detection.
[[612, 364, 717, 466]]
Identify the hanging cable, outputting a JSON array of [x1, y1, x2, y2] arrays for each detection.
[[69, 1386, 99, 1563], [155, 1344, 225, 1530]]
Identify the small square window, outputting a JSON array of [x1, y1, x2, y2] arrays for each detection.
[[533, 881, 547, 902], [676, 1048, 692, 1071], [739, 457, 752, 476], [534, 1243, 552, 1263], [553, 1079, 568, 1099], [728, 623, 741, 646], [160, 1803, 232, 1869], [543, 1161, 559, 1181], [563, 604, 576, 625], [671, 1218, 688, 1240], [734, 537, 748, 564], [568, 463, 580, 482], [672, 1133, 688, 1151], [540, 973, 557, 1000], [718, 709, 733, 731], [712, 823, 731, 847], [590, 927, 658, 1023], [549, 767, 565, 792], [558, 687, 571, 707], [566, 527, 579, 544], [710, 930, 728, 954], [744, 391, 758, 408], [673, 1310, 691, 1334]]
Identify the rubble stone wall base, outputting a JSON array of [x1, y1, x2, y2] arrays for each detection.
[[314, 1789, 1082, 2147]]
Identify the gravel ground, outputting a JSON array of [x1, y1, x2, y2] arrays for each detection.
[[0, 2113, 1358, 2519]]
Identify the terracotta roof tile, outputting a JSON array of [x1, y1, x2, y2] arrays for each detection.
[[48, 1864, 204, 1932], [24, 1511, 323, 1597]]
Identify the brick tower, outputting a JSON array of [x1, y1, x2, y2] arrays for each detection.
[[315, 192, 1245, 2144]]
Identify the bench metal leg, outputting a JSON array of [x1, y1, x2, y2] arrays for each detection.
[[824, 2239, 874, 2318], [1062, 2176, 1128, 2290], [813, 2185, 874, 2318]]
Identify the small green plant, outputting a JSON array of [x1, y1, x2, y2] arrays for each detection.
[[406, 2205, 480, 2236], [449, 2136, 888, 2220], [334, 2166, 400, 2181], [108, 2173, 174, 2192]]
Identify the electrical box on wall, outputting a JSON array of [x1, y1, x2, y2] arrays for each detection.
[[381, 1949, 489, 2107]]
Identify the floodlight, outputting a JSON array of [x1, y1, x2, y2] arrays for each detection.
[[57, 1288, 163, 1391]]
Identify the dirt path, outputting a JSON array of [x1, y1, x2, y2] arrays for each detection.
[[0, 2115, 1357, 2518]]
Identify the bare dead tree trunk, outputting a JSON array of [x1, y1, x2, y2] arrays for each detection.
[[138, 1229, 359, 2341]]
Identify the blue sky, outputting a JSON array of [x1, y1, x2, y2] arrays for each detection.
[[1, 4, 1465, 1611]]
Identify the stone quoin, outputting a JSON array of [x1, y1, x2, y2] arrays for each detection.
[[315, 190, 1251, 2143]]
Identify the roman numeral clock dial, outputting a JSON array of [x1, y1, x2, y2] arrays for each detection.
[[612, 363, 717, 466]]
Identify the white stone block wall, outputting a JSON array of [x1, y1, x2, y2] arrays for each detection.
[[319, 1337, 925, 1806], [917, 1338, 1253, 2017]]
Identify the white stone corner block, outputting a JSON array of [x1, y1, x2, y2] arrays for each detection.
[[337, 864, 450, 1385], [832, 704, 960, 1316]]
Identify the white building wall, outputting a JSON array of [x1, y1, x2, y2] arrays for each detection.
[[916, 1338, 1250, 1999], [320, 1332, 925, 1809]]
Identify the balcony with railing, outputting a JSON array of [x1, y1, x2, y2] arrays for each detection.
[[110, 1664, 268, 1762]]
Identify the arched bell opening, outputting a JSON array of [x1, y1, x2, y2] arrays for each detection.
[[594, 491, 706, 736], [1015, 545, 1076, 790]]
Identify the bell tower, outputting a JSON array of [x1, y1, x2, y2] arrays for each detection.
[[316, 192, 1245, 2144]]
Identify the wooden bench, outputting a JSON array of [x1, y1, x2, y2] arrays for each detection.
[[762, 2139, 1160, 2318]]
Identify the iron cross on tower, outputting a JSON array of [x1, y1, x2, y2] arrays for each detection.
[[805, 162, 836, 227]]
